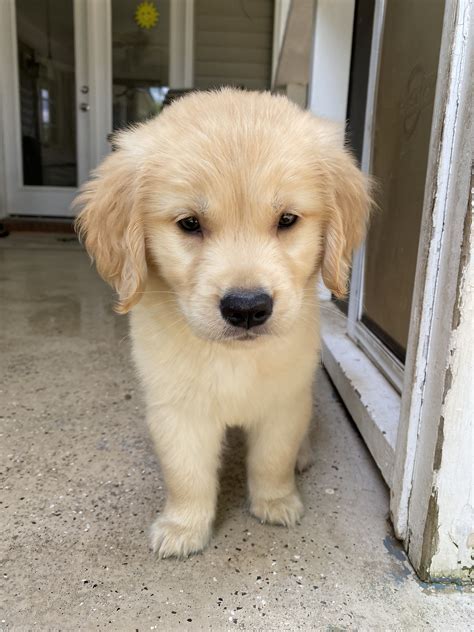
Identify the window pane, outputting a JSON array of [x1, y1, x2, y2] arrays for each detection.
[[16, 0, 77, 187], [112, 0, 170, 131], [362, 0, 445, 362]]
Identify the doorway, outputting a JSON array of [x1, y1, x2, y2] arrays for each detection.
[[0, 0, 186, 218], [0, 0, 93, 216]]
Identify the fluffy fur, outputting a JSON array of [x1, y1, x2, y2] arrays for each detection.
[[75, 89, 371, 558]]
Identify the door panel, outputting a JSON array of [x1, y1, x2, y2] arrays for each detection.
[[361, 0, 445, 362]]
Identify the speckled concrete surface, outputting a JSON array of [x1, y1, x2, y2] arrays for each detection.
[[0, 233, 473, 631]]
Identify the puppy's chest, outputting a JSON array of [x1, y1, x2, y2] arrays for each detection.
[[134, 334, 298, 423], [131, 309, 317, 423], [189, 347, 294, 423], [191, 345, 282, 397]]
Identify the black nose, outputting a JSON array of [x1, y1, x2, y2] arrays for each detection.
[[220, 290, 273, 329]]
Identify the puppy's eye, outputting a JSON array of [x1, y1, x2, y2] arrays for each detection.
[[278, 212, 298, 229], [178, 216, 201, 233]]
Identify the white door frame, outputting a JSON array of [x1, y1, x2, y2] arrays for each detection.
[[313, 0, 473, 581], [390, 0, 473, 581], [85, 0, 112, 172]]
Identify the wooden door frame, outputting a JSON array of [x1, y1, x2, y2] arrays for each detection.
[[311, 0, 473, 581], [390, 0, 473, 582]]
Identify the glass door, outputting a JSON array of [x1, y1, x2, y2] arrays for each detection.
[[111, 0, 171, 133], [359, 0, 446, 364], [1, 0, 91, 216], [346, 0, 446, 392]]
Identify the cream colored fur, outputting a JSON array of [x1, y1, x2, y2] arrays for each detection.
[[75, 89, 371, 558]]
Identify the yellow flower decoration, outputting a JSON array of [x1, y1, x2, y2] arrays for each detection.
[[135, 1, 159, 30]]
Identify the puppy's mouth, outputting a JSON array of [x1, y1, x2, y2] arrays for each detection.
[[229, 331, 261, 341], [221, 326, 270, 342]]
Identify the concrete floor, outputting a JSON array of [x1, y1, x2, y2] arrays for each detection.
[[0, 233, 472, 631]]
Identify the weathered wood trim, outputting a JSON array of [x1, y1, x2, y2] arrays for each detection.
[[427, 177, 473, 583], [390, 0, 473, 581]]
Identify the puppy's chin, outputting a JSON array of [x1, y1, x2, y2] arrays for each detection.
[[221, 329, 269, 344], [183, 310, 300, 344], [188, 322, 270, 344]]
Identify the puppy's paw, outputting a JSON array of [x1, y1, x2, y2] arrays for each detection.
[[150, 516, 212, 559], [296, 440, 315, 473], [250, 491, 304, 527]]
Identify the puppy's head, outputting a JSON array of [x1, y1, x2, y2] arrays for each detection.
[[75, 89, 371, 341]]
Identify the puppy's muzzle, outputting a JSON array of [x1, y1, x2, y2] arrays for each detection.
[[220, 289, 273, 330]]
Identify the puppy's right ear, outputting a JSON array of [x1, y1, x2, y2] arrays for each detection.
[[74, 144, 146, 313]]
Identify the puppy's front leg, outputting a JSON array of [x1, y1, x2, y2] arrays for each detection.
[[148, 408, 224, 558], [247, 389, 312, 526]]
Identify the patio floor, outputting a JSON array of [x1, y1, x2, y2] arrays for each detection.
[[0, 233, 472, 630]]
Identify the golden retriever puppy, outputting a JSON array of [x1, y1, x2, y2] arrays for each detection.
[[75, 89, 370, 558]]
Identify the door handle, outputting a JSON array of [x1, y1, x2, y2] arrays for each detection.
[[79, 102, 90, 112]]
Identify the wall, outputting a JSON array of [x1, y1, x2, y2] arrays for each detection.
[[194, 0, 273, 90]]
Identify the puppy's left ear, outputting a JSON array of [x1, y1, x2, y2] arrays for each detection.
[[320, 144, 372, 298], [74, 139, 147, 313]]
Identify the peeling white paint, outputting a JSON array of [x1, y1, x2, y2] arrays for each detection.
[[431, 207, 473, 579], [389, 0, 473, 582]]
